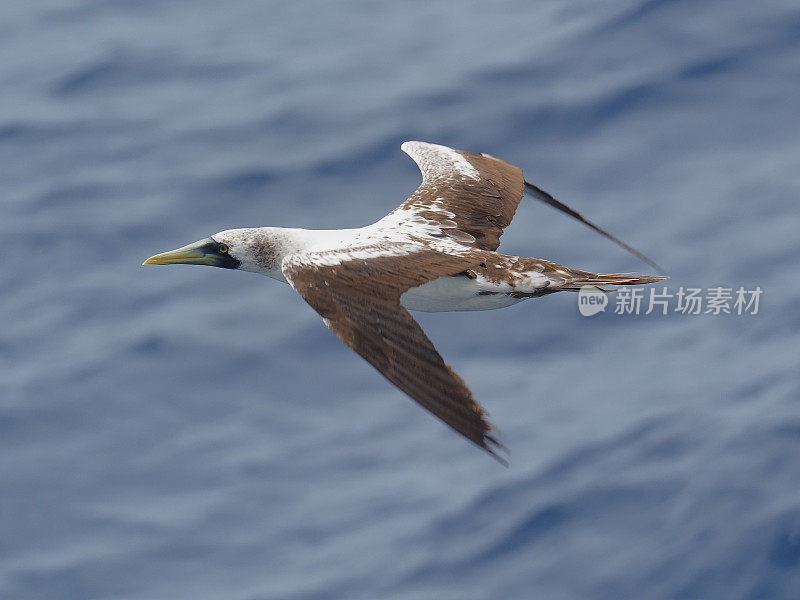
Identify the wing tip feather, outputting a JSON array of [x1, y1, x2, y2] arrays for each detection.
[[523, 180, 667, 274]]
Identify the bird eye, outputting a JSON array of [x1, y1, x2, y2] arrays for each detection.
[[218, 244, 228, 254]]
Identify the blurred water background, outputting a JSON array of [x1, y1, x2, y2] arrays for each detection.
[[2, 1, 800, 599]]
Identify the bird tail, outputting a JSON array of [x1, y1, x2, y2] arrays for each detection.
[[553, 272, 668, 292]]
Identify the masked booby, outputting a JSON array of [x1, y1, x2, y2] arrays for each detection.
[[143, 141, 666, 464]]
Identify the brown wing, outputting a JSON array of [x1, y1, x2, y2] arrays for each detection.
[[282, 245, 508, 463], [380, 141, 525, 252]]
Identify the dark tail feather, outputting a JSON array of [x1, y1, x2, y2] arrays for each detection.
[[556, 272, 668, 292], [524, 181, 666, 274]]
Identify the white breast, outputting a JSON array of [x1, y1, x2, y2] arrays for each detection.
[[400, 275, 528, 312]]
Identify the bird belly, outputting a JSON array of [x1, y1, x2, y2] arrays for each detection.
[[400, 274, 528, 312]]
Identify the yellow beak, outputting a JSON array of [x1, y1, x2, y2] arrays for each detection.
[[142, 238, 221, 266]]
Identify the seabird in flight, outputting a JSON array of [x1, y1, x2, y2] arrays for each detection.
[[143, 142, 666, 464]]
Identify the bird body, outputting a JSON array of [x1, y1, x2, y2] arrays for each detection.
[[144, 141, 665, 463]]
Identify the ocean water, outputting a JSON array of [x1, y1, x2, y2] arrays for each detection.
[[2, 1, 800, 598]]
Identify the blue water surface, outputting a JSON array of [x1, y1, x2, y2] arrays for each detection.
[[2, 1, 800, 599]]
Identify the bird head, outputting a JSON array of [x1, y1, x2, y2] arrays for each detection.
[[143, 228, 287, 277]]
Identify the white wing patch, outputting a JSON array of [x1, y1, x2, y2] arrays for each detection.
[[371, 206, 476, 252], [401, 141, 480, 182]]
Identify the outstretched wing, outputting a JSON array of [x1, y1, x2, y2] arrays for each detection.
[[282, 244, 507, 463], [379, 141, 663, 271], [377, 141, 525, 252]]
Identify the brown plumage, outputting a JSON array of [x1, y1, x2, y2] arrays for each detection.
[[390, 144, 525, 252], [283, 248, 508, 462]]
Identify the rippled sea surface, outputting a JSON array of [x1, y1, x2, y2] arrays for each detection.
[[2, 1, 800, 598]]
